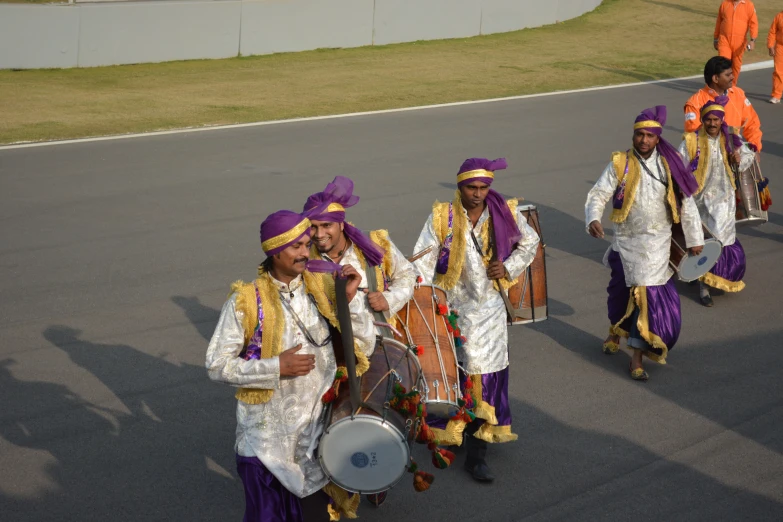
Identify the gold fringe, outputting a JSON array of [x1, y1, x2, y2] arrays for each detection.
[[474, 424, 518, 444], [661, 159, 680, 224], [611, 151, 641, 224], [610, 150, 679, 224], [430, 418, 468, 446], [613, 287, 669, 365], [685, 129, 736, 195], [233, 274, 286, 404], [470, 374, 498, 425], [609, 325, 630, 339], [323, 483, 360, 520], [433, 194, 468, 291], [701, 272, 745, 292], [303, 271, 370, 377]]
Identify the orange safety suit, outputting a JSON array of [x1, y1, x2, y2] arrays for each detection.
[[714, 0, 759, 84], [684, 85, 762, 151], [768, 11, 783, 99]]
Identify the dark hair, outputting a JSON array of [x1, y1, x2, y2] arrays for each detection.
[[259, 256, 274, 274], [704, 56, 732, 86]]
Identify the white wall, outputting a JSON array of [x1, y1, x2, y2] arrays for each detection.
[[0, 0, 604, 69]]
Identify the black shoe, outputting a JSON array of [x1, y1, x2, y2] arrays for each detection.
[[365, 491, 388, 507], [464, 461, 495, 482], [700, 294, 714, 307]]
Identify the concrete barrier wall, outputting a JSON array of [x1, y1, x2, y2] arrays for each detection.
[[0, 0, 603, 69]]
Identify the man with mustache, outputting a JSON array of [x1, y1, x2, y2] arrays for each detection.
[[304, 176, 416, 338], [678, 96, 756, 307], [303, 176, 416, 506], [586, 106, 705, 381], [684, 56, 762, 153], [206, 210, 376, 521], [411, 158, 540, 483]]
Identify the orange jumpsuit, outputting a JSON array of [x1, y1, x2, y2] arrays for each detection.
[[714, 0, 758, 84], [768, 11, 783, 99], [684, 85, 762, 151]]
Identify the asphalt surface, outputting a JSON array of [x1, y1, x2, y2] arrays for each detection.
[[1, 69, 782, 522]]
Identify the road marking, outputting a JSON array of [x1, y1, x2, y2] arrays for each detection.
[[0, 60, 773, 151]]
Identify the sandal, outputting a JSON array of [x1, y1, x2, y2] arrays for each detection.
[[602, 337, 620, 354], [629, 362, 648, 381]]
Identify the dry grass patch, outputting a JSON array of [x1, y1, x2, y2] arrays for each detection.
[[0, 0, 780, 144]]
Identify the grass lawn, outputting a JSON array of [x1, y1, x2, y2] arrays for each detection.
[[0, 0, 779, 144]]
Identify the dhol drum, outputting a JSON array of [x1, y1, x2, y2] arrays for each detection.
[[507, 204, 548, 325], [319, 337, 422, 494], [394, 284, 461, 419], [735, 158, 769, 227], [669, 223, 722, 282]]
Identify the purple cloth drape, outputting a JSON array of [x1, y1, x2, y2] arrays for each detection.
[[303, 176, 385, 267], [708, 239, 746, 283], [635, 105, 699, 197], [427, 367, 512, 429], [456, 158, 523, 262], [236, 455, 304, 522], [606, 250, 682, 355]]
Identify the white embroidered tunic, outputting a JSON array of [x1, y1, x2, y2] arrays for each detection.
[[412, 205, 540, 375], [205, 273, 375, 498], [319, 235, 417, 335], [585, 149, 705, 286], [677, 135, 755, 246]]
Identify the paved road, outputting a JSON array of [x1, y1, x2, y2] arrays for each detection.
[[2, 69, 782, 522]]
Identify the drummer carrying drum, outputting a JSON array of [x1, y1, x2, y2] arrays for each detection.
[[303, 175, 417, 507], [205, 210, 376, 521], [412, 158, 540, 482], [586, 106, 705, 381], [678, 96, 756, 307]]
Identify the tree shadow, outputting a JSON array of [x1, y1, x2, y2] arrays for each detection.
[[0, 326, 239, 522], [171, 296, 221, 341]]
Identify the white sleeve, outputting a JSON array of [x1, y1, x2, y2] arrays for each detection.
[[681, 197, 706, 248], [348, 291, 377, 358], [585, 162, 619, 229], [412, 213, 440, 285], [205, 294, 280, 389], [381, 238, 417, 317]]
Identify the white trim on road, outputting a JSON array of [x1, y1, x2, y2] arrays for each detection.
[[0, 60, 773, 151]]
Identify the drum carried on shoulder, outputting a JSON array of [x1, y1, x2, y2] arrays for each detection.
[[735, 157, 769, 227], [507, 204, 548, 325]]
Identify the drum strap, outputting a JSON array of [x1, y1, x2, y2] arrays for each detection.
[[634, 150, 668, 188], [364, 266, 393, 339], [279, 294, 333, 348], [470, 230, 516, 321]]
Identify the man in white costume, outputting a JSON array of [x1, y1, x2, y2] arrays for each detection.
[[206, 210, 375, 521], [586, 106, 705, 381], [678, 95, 756, 307], [412, 157, 540, 483]]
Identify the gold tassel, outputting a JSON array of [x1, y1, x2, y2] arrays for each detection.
[[434, 194, 468, 291], [470, 374, 498, 425], [323, 483, 360, 520]]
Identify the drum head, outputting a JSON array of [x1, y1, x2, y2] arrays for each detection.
[[425, 400, 460, 419], [319, 415, 409, 494], [677, 239, 722, 281]]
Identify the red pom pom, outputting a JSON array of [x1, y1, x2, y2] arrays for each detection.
[[416, 345, 425, 356], [416, 276, 423, 283], [446, 324, 453, 333], [321, 388, 337, 404], [437, 304, 448, 316]]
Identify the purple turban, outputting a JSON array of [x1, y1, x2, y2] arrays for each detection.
[[700, 95, 743, 151], [634, 106, 699, 197], [456, 158, 522, 262], [260, 210, 312, 256], [303, 176, 385, 267]]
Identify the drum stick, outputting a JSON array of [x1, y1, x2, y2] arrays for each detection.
[[335, 277, 362, 413], [407, 245, 434, 263]]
